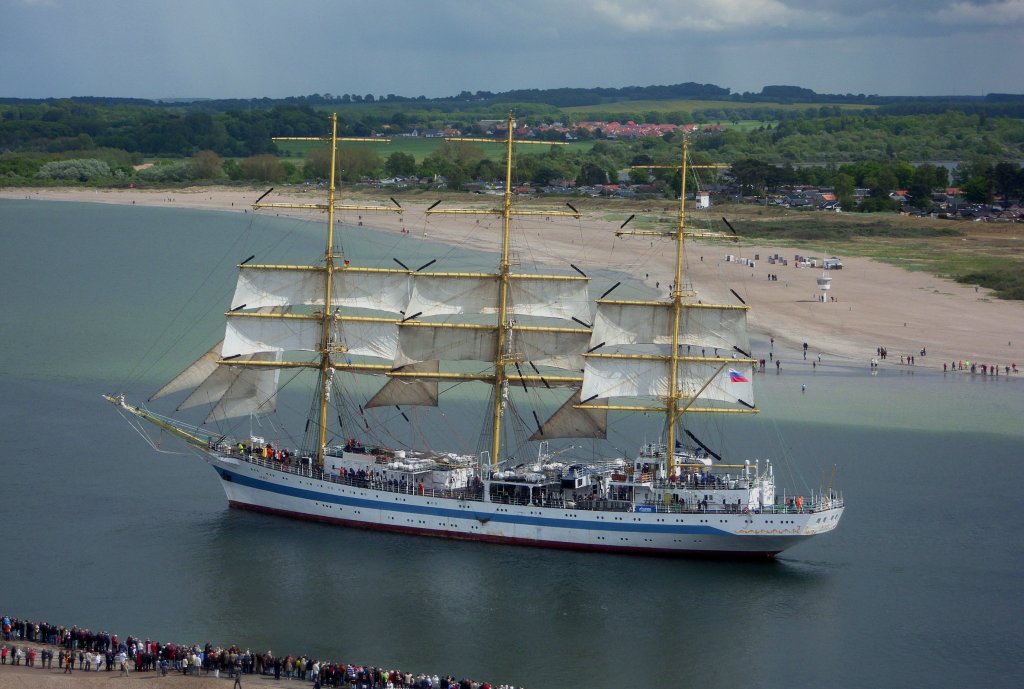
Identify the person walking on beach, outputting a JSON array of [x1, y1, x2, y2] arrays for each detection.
[[118, 650, 129, 676]]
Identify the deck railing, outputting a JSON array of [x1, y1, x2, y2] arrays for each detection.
[[218, 446, 843, 515]]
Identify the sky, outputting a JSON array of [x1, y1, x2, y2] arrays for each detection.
[[2, 0, 1023, 100]]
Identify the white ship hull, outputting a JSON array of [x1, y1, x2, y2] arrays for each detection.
[[208, 453, 843, 558]]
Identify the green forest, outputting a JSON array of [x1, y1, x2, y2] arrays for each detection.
[[1, 84, 1022, 206], [2, 83, 1022, 299]]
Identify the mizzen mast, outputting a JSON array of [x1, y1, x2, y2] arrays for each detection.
[[589, 137, 753, 476]]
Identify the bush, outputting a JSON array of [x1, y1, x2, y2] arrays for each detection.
[[35, 158, 112, 182]]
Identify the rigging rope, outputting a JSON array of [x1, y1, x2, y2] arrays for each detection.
[[115, 407, 191, 457]]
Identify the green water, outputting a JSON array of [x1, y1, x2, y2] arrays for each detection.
[[1, 199, 1021, 688]]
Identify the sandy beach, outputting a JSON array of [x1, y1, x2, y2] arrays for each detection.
[[3, 186, 1022, 370]]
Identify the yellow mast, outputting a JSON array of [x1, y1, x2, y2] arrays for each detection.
[[250, 113, 401, 469], [664, 138, 690, 471], [614, 137, 748, 476], [427, 112, 580, 469]]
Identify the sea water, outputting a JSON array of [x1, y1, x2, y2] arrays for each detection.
[[0, 199, 1021, 688]]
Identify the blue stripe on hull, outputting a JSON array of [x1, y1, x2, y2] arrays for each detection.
[[217, 465, 731, 536], [213, 463, 814, 557], [226, 500, 782, 559]]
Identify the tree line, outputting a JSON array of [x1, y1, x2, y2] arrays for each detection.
[[2, 98, 1022, 212]]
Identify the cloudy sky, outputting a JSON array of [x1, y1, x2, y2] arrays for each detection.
[[2, 0, 1022, 100]]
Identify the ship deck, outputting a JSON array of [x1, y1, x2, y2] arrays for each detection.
[[216, 447, 843, 516]]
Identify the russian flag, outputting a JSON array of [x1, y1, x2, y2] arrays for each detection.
[[728, 368, 749, 383]]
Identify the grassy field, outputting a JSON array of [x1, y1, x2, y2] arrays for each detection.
[[563, 98, 878, 116], [276, 137, 596, 162]]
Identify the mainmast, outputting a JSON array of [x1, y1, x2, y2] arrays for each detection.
[[247, 113, 402, 469], [426, 113, 582, 468]]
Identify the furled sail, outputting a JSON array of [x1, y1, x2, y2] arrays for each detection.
[[590, 302, 749, 352], [231, 266, 409, 314]]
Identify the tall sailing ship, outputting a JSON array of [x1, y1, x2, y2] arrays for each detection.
[[108, 113, 843, 557]]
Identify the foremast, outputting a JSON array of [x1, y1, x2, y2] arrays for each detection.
[[240, 114, 403, 469], [425, 113, 583, 470], [582, 138, 755, 476]]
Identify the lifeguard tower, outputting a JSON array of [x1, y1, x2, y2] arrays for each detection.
[[816, 271, 832, 302]]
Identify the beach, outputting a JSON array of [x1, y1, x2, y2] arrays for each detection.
[[5, 185, 1020, 369]]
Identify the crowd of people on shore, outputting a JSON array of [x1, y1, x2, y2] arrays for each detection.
[[1, 614, 517, 689], [872, 345, 1019, 376], [943, 360, 1017, 375]]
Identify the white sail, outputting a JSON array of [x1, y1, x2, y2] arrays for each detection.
[[150, 341, 223, 401], [529, 390, 607, 441], [395, 325, 587, 370], [510, 276, 592, 323], [591, 302, 749, 352], [206, 356, 281, 422], [334, 320, 400, 360], [405, 275, 497, 317], [365, 361, 440, 408], [333, 270, 409, 314], [223, 316, 320, 357], [406, 274, 590, 322], [178, 362, 238, 410], [232, 266, 408, 314], [232, 267, 322, 310], [175, 350, 281, 416], [510, 328, 589, 371], [680, 362, 754, 406], [582, 352, 754, 405], [223, 316, 398, 360]]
